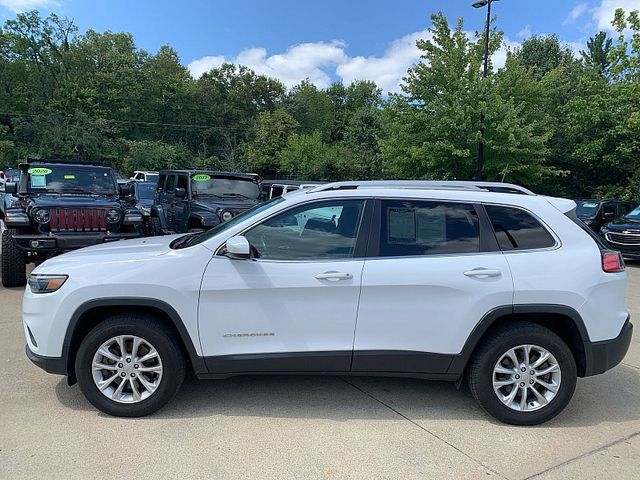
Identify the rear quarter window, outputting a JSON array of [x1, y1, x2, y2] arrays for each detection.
[[485, 205, 556, 251]]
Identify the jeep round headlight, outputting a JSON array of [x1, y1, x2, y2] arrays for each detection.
[[221, 210, 233, 222], [32, 208, 50, 224], [106, 208, 121, 223]]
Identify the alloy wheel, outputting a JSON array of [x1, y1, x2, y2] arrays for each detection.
[[492, 344, 561, 412], [91, 335, 163, 403]]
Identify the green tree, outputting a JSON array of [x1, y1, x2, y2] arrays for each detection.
[[580, 31, 612, 75], [515, 35, 575, 80]]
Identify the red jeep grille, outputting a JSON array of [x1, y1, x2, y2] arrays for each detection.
[[50, 208, 107, 231]]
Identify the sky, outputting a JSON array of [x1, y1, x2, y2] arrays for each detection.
[[1, 0, 639, 92]]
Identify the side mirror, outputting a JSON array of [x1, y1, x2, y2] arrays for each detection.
[[119, 183, 133, 197], [226, 236, 251, 260], [5, 182, 17, 195], [175, 187, 187, 199], [603, 211, 615, 219]]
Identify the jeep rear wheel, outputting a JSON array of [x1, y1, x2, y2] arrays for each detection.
[[468, 322, 577, 425], [1, 228, 27, 288], [76, 314, 185, 417]]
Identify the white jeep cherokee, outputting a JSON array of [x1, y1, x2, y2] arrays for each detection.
[[23, 181, 632, 424]]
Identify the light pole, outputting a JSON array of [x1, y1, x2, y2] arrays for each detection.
[[472, 0, 499, 181]]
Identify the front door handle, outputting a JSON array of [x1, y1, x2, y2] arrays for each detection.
[[315, 271, 353, 281], [463, 268, 502, 278]]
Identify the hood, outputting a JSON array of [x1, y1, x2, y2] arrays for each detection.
[[33, 234, 184, 273], [192, 197, 260, 212], [606, 217, 640, 232], [27, 194, 121, 208]]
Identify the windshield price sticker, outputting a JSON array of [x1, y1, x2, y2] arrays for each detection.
[[64, 174, 76, 180], [27, 167, 52, 176], [192, 174, 211, 181]]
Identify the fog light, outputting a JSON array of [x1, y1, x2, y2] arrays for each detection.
[[221, 210, 233, 222], [30, 240, 40, 248]]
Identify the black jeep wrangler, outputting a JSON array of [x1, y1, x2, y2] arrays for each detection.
[[151, 170, 262, 234], [1, 160, 145, 287]]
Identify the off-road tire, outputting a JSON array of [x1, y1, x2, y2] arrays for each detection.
[[1, 228, 27, 288], [150, 216, 162, 236], [468, 321, 577, 425], [76, 314, 186, 417]]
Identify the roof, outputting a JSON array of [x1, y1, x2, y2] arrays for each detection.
[[21, 159, 110, 168], [158, 169, 260, 179], [307, 180, 536, 195]]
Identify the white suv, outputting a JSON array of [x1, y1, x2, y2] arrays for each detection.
[[22, 181, 632, 424]]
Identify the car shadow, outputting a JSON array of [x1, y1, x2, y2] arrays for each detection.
[[54, 363, 640, 428]]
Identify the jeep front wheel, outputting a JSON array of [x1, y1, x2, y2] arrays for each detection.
[[468, 322, 577, 425], [1, 228, 27, 288], [76, 314, 185, 417]]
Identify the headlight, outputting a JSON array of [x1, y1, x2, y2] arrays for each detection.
[[28, 274, 68, 294], [221, 210, 233, 222], [106, 208, 121, 223], [32, 208, 50, 224]]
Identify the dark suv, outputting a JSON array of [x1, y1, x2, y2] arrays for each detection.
[[575, 199, 637, 232], [1, 161, 145, 287], [600, 205, 640, 259], [151, 170, 261, 234]]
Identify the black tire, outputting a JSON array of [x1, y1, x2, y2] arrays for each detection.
[[468, 322, 577, 425], [75, 314, 186, 417], [150, 216, 162, 236], [1, 228, 27, 288]]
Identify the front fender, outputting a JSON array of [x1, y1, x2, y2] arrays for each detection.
[[150, 205, 169, 229]]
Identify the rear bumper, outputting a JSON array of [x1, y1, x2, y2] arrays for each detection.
[[12, 232, 142, 252], [25, 345, 66, 375], [583, 317, 633, 376]]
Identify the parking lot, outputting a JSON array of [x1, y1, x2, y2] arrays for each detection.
[[0, 263, 637, 479]]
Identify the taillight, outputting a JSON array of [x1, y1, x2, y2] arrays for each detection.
[[602, 250, 625, 273]]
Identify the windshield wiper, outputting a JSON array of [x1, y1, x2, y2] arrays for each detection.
[[221, 193, 250, 199], [193, 192, 223, 198]]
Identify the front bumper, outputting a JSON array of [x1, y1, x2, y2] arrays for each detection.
[[25, 345, 66, 375], [12, 232, 143, 252], [583, 317, 633, 376]]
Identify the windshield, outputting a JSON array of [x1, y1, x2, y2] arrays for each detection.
[[180, 196, 285, 248], [191, 175, 260, 199], [576, 201, 600, 218], [135, 182, 156, 199], [625, 206, 640, 220], [27, 165, 117, 195]]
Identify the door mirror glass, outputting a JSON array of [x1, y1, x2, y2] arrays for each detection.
[[175, 187, 187, 198], [5, 182, 17, 194], [119, 183, 133, 197], [226, 236, 251, 259]]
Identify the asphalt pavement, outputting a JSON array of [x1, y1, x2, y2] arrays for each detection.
[[1, 263, 639, 479]]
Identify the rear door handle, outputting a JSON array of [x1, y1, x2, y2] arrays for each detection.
[[315, 272, 353, 281], [463, 268, 502, 278]]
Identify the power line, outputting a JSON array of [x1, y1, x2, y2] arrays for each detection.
[[0, 111, 254, 132]]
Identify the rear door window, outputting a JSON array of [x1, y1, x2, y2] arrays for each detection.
[[485, 205, 556, 251], [379, 200, 480, 257]]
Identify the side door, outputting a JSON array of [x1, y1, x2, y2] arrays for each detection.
[[163, 174, 177, 231], [353, 199, 513, 374], [198, 198, 371, 374], [174, 174, 190, 232]]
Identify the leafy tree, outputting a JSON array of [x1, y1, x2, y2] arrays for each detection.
[[581, 31, 612, 75], [515, 35, 575, 80]]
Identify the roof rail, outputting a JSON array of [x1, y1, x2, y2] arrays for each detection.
[[307, 180, 535, 195]]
